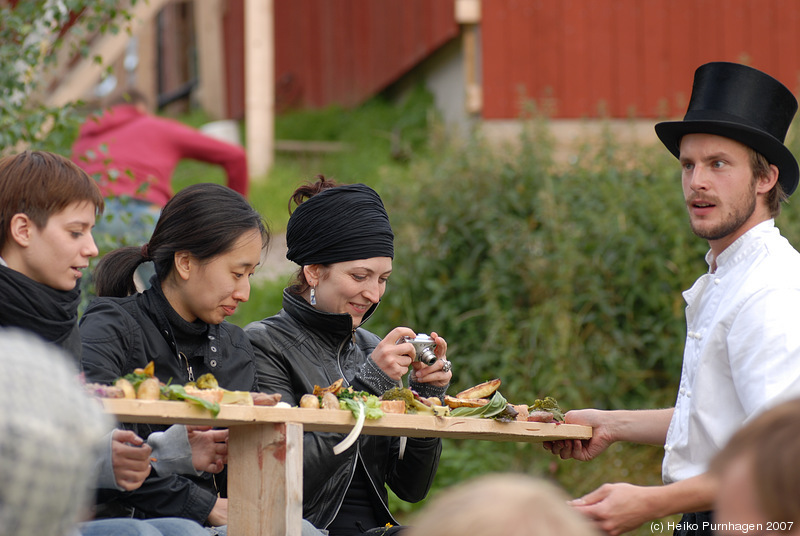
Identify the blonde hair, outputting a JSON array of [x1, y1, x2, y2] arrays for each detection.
[[406, 473, 599, 536], [710, 398, 800, 526], [747, 146, 786, 217]]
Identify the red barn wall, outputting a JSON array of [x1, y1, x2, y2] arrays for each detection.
[[223, 0, 459, 118], [481, 0, 800, 120]]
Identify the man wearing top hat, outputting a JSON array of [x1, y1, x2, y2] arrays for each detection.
[[544, 62, 800, 535]]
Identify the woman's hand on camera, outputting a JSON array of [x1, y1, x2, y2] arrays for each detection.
[[373, 326, 417, 380], [411, 331, 451, 387]]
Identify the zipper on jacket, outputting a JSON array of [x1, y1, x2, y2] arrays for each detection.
[[179, 351, 195, 382], [359, 444, 399, 526], [335, 338, 350, 386], [324, 444, 359, 529]]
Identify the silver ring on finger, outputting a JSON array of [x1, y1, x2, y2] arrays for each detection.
[[441, 359, 452, 373]]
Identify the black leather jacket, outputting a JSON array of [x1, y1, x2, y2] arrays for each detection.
[[244, 289, 445, 529], [79, 283, 259, 523]]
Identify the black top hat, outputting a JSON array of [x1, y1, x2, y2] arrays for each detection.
[[655, 62, 799, 196]]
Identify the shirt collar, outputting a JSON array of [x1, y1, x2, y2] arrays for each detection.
[[706, 219, 776, 272]]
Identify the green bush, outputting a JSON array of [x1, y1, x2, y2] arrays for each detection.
[[374, 119, 704, 411], [367, 116, 800, 532]]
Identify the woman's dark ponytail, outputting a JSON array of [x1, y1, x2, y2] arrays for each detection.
[[93, 246, 150, 297]]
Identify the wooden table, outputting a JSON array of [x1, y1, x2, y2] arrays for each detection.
[[103, 399, 591, 536]]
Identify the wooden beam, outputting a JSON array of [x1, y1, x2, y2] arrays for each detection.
[[194, 0, 227, 119], [244, 0, 274, 179], [463, 23, 482, 114], [135, 10, 159, 113]]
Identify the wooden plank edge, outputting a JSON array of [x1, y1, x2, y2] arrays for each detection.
[[101, 399, 591, 442]]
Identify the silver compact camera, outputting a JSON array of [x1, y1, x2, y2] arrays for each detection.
[[398, 334, 438, 365]]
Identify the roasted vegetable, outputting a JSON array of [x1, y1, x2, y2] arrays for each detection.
[[161, 384, 221, 417], [382, 387, 437, 415], [321, 391, 339, 410], [450, 391, 518, 422], [115, 378, 136, 399], [196, 373, 219, 390], [136, 378, 161, 400], [456, 378, 501, 399], [313, 379, 344, 397], [444, 395, 490, 409], [528, 396, 565, 422], [299, 394, 320, 408]]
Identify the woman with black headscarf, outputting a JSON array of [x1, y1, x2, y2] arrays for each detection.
[[245, 176, 452, 535]]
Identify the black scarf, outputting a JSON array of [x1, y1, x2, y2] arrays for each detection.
[[0, 264, 82, 365]]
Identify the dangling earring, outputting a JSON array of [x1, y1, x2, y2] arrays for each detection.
[[310, 286, 317, 306]]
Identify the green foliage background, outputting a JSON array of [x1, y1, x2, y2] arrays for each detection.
[[362, 110, 800, 535]]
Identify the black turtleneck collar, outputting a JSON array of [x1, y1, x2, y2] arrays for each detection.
[[143, 279, 209, 354], [281, 288, 379, 340]]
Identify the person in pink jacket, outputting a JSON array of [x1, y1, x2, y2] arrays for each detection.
[[72, 89, 249, 290], [72, 89, 248, 207]]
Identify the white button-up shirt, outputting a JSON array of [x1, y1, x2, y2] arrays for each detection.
[[663, 219, 800, 484]]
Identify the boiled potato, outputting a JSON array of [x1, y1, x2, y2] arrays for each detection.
[[115, 378, 136, 399], [136, 378, 161, 400], [299, 394, 320, 409]]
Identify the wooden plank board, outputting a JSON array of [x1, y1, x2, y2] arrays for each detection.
[[228, 423, 303, 536], [102, 399, 591, 443]]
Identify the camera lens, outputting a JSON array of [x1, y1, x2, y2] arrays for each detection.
[[418, 347, 437, 365]]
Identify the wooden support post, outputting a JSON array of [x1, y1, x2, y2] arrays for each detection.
[[456, 0, 482, 115], [136, 7, 159, 112], [194, 0, 227, 120], [228, 422, 303, 536], [244, 0, 274, 180]]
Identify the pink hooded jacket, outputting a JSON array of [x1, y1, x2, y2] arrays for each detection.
[[72, 105, 248, 206]]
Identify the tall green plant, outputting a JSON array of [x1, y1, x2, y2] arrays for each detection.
[[1, 0, 137, 155]]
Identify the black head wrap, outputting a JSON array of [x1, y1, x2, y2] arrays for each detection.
[[286, 183, 394, 265]]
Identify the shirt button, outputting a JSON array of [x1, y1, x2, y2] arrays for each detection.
[[686, 391, 692, 398], [664, 444, 671, 452], [210, 346, 217, 353], [208, 335, 216, 341], [679, 388, 686, 395], [210, 360, 217, 367], [714, 278, 721, 285]]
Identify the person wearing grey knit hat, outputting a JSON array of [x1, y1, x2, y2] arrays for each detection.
[[0, 328, 111, 536], [246, 176, 452, 535]]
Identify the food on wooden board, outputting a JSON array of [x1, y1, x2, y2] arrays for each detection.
[[447, 379, 565, 423], [381, 387, 449, 416], [83, 362, 271, 415]]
